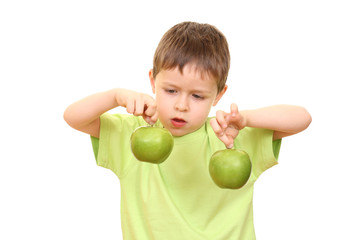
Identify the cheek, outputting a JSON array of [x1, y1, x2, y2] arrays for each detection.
[[192, 101, 212, 119], [156, 93, 171, 111]]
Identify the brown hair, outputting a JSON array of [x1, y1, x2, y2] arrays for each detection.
[[152, 22, 230, 93]]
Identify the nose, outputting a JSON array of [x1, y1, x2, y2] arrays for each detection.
[[175, 94, 189, 112]]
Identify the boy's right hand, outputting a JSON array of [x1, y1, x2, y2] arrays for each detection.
[[115, 88, 158, 125], [64, 88, 158, 138]]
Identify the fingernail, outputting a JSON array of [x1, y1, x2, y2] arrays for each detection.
[[227, 144, 233, 149]]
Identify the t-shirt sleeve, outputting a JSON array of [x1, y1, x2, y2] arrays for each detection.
[[91, 136, 100, 162], [234, 127, 282, 179], [272, 138, 281, 161], [90, 113, 145, 178]]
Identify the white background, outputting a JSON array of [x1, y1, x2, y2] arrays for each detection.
[[1, 0, 359, 239]]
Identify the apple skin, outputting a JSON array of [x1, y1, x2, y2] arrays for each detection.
[[209, 149, 252, 189], [130, 126, 174, 164]]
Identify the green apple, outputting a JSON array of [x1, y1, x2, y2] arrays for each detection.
[[209, 149, 252, 189], [130, 126, 174, 164]]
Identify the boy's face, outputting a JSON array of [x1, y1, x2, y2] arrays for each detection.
[[149, 64, 227, 137]]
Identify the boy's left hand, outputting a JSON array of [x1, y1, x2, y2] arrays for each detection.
[[210, 103, 247, 149]]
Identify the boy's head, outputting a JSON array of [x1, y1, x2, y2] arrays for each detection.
[[152, 21, 230, 94], [149, 22, 230, 136]]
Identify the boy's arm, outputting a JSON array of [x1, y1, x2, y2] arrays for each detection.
[[63, 88, 158, 138], [210, 104, 312, 148]]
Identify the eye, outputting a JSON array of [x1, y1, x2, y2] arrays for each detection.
[[192, 94, 204, 99], [166, 89, 177, 94]]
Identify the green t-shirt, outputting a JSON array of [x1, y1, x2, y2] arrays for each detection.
[[91, 113, 281, 240]]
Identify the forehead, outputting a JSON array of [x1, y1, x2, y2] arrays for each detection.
[[157, 64, 218, 91]]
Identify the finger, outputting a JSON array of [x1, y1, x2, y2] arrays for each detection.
[[144, 98, 157, 117], [226, 127, 240, 141], [144, 105, 158, 125], [150, 111, 159, 124], [211, 118, 234, 148], [126, 99, 135, 114], [210, 118, 224, 136], [143, 97, 157, 124], [226, 142, 234, 149], [144, 115, 154, 125], [133, 96, 145, 116], [217, 132, 234, 149], [216, 110, 228, 129], [230, 103, 238, 117]]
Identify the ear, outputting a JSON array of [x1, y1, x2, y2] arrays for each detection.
[[212, 85, 228, 106], [149, 69, 156, 94]]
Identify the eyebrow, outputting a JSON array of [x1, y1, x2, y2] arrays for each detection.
[[161, 82, 213, 94]]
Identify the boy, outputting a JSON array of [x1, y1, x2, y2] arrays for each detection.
[[64, 22, 311, 239]]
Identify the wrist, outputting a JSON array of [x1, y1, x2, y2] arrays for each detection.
[[111, 88, 126, 107], [239, 110, 250, 128]]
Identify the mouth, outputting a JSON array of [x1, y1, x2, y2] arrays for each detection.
[[171, 118, 187, 128]]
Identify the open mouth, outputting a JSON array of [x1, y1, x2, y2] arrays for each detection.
[[171, 118, 187, 127]]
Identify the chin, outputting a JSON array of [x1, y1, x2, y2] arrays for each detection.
[[167, 128, 188, 137], [169, 130, 185, 137]]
